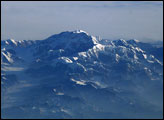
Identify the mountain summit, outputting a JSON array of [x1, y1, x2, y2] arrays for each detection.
[[44, 30, 98, 53]]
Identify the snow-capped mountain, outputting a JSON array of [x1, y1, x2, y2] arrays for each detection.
[[1, 30, 163, 119]]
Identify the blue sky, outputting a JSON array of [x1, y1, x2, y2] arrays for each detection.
[[1, 1, 163, 42]]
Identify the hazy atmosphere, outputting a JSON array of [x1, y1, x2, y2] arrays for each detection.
[[1, 1, 163, 41], [1, 1, 163, 119]]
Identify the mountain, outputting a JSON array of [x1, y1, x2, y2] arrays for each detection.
[[1, 30, 163, 119]]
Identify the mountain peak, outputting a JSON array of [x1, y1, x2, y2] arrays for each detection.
[[43, 30, 98, 54], [5, 39, 18, 46], [72, 30, 88, 35], [113, 39, 128, 46], [46, 30, 89, 40], [127, 39, 140, 43]]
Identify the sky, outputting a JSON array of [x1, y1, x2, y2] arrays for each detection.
[[1, 1, 163, 42]]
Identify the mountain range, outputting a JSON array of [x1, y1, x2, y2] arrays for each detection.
[[1, 30, 163, 119]]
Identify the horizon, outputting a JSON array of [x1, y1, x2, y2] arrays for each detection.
[[1, 29, 163, 44], [1, 1, 163, 42]]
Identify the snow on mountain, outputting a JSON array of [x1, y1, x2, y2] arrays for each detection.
[[44, 30, 98, 51], [1, 30, 163, 119], [72, 29, 89, 34]]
